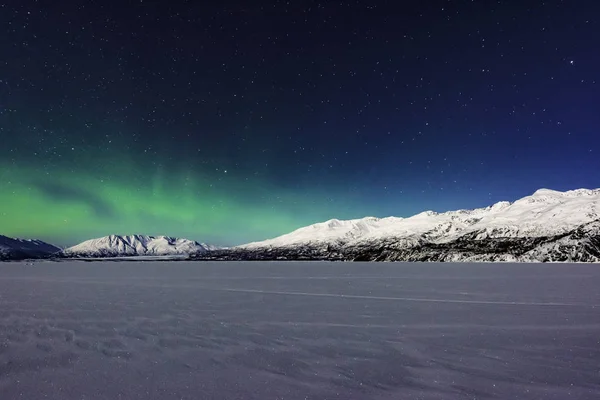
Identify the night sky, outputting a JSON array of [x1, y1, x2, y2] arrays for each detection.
[[1, 0, 599, 246]]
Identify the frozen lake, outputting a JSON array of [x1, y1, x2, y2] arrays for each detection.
[[1, 261, 599, 399]]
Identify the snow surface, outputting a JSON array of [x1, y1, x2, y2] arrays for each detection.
[[64, 234, 212, 257], [241, 188, 600, 249], [1, 261, 599, 399]]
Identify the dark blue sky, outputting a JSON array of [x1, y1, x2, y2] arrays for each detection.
[[1, 0, 599, 244]]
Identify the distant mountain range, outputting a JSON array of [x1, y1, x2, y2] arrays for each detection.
[[199, 188, 600, 262], [2, 188, 600, 262], [0, 234, 216, 260]]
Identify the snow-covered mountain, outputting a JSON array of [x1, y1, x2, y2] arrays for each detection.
[[0, 235, 61, 260], [242, 189, 600, 249], [63, 235, 214, 258], [195, 188, 600, 262], [4, 188, 600, 262]]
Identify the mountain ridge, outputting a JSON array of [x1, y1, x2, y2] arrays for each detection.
[[62, 234, 215, 257], [0, 235, 62, 260], [239, 188, 600, 250], [2, 188, 600, 262], [197, 219, 600, 263]]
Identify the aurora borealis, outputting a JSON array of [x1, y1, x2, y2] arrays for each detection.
[[0, 161, 345, 246], [1, 1, 599, 246], [0, 147, 368, 245]]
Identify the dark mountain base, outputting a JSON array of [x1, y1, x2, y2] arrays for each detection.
[[0, 250, 60, 261]]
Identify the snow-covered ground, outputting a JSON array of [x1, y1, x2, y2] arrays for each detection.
[[0, 261, 598, 399]]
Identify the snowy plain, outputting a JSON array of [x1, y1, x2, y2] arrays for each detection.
[[0, 261, 599, 399]]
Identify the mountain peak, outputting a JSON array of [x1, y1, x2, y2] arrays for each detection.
[[531, 188, 599, 197], [64, 234, 211, 257], [532, 188, 560, 196], [415, 210, 438, 217], [489, 201, 512, 211]]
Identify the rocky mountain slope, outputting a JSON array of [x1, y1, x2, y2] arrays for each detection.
[[0, 235, 62, 260]]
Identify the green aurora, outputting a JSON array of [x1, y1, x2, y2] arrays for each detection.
[[0, 155, 364, 247]]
